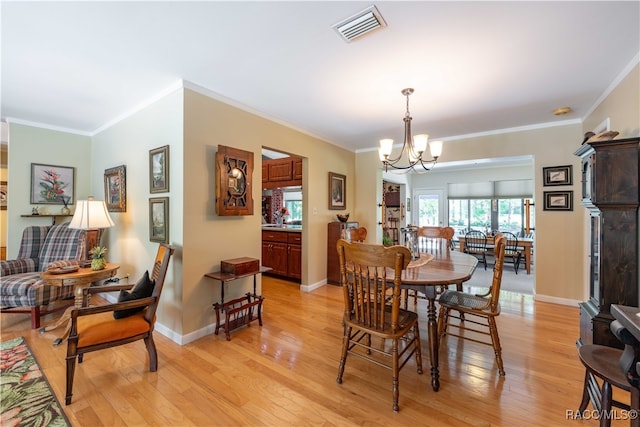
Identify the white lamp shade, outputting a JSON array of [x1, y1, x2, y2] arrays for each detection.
[[413, 134, 429, 154], [429, 140, 443, 158], [69, 197, 115, 230], [379, 139, 394, 157]]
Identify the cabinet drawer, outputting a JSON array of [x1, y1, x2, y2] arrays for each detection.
[[288, 233, 302, 245], [262, 230, 288, 243]]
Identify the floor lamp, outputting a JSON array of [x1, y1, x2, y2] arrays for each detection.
[[69, 196, 114, 266]]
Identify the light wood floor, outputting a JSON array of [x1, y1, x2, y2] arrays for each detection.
[[0, 277, 615, 426]]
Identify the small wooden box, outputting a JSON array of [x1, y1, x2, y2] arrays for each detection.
[[221, 257, 260, 276]]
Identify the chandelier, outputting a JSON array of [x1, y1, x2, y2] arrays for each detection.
[[378, 88, 443, 173]]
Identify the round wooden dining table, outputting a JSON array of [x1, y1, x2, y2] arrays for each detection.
[[399, 250, 478, 392]]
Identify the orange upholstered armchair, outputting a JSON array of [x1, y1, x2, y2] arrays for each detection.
[[64, 243, 174, 404]]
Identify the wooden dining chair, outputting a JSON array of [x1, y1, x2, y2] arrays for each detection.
[[463, 230, 488, 270], [417, 226, 455, 253], [437, 236, 507, 376], [64, 243, 174, 404], [343, 226, 367, 243], [336, 239, 422, 412], [500, 231, 522, 274]]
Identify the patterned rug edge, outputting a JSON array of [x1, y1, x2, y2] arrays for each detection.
[[1, 336, 71, 427]]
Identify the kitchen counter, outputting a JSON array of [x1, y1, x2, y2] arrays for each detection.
[[261, 224, 302, 232]]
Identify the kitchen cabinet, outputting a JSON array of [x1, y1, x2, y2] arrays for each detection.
[[575, 137, 639, 348], [262, 229, 302, 281], [262, 157, 302, 189]]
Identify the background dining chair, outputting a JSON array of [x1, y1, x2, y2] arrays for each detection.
[[417, 226, 455, 253], [336, 239, 422, 412], [463, 230, 488, 270], [500, 231, 522, 274], [343, 226, 367, 243], [64, 243, 174, 404], [437, 235, 507, 376]]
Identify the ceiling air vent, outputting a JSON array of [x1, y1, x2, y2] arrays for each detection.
[[333, 5, 387, 43]]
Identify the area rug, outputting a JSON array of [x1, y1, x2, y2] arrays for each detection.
[[1, 336, 70, 427]]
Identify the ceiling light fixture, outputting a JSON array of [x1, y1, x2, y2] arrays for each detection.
[[378, 88, 443, 173], [553, 106, 572, 116]]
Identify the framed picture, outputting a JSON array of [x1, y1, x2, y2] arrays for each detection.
[[0, 181, 6, 210], [542, 165, 572, 186], [329, 172, 346, 210], [149, 145, 169, 193], [149, 197, 169, 243], [104, 165, 126, 212], [30, 163, 75, 205], [543, 191, 573, 211]]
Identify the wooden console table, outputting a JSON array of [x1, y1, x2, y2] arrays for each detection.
[[204, 266, 271, 340]]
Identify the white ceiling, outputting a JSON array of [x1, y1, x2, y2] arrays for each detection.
[[2, 1, 639, 153]]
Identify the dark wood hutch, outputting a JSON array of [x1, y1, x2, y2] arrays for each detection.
[[575, 137, 640, 348]]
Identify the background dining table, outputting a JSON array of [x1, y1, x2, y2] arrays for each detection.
[[458, 234, 534, 274], [397, 249, 478, 391]]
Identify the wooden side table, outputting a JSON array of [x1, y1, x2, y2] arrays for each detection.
[[204, 266, 271, 340], [40, 263, 119, 345]]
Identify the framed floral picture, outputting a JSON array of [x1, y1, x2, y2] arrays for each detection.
[[149, 145, 169, 193], [30, 163, 75, 205], [104, 165, 126, 212], [149, 197, 169, 243], [329, 172, 346, 210]]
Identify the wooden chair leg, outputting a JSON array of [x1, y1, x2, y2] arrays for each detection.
[[578, 370, 592, 414], [392, 337, 400, 412], [488, 317, 505, 376], [144, 334, 158, 372], [600, 381, 613, 427], [336, 327, 350, 384], [65, 355, 77, 405]]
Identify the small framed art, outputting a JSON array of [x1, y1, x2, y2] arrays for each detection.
[[30, 163, 75, 205], [104, 165, 126, 212], [0, 181, 6, 210], [542, 165, 572, 186], [149, 197, 169, 243], [329, 172, 346, 210], [543, 191, 573, 211], [149, 145, 169, 193]]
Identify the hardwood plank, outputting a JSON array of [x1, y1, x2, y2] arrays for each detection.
[[1, 276, 605, 425]]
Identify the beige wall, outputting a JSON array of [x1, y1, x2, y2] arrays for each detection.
[[583, 64, 640, 138], [181, 88, 355, 338]]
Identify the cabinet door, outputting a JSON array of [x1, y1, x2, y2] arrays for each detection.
[[262, 164, 269, 183], [263, 242, 287, 276], [268, 160, 293, 182], [293, 158, 303, 180], [287, 244, 302, 279]]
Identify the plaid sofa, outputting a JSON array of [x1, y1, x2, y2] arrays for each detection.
[[1, 223, 86, 328]]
